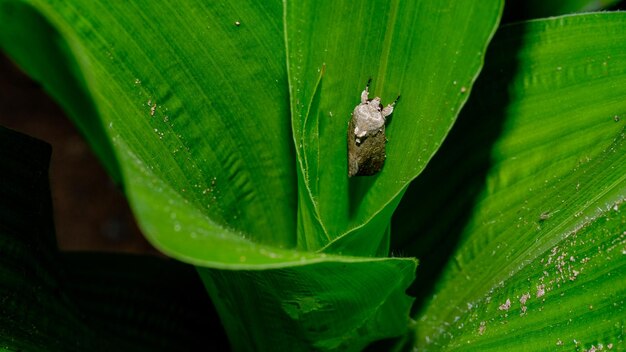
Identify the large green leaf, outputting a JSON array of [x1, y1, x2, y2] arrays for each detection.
[[0, 126, 227, 351], [0, 0, 502, 350], [287, 1, 503, 256], [392, 13, 626, 350]]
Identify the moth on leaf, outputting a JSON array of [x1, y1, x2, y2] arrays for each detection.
[[348, 79, 398, 177]]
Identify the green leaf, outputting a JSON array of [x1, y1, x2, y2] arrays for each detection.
[[393, 13, 626, 350], [199, 259, 416, 351], [287, 0, 503, 256], [1, 0, 303, 257], [0, 126, 227, 351]]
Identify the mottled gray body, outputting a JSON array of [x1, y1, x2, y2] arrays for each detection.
[[347, 82, 397, 177]]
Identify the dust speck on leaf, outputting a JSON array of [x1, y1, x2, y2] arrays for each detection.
[[536, 284, 545, 298], [519, 293, 530, 305], [539, 211, 552, 221], [498, 298, 511, 311]]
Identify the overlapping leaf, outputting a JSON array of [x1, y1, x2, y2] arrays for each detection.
[[391, 13, 626, 350]]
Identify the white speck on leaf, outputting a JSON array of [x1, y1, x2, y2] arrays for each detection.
[[478, 321, 486, 335], [537, 285, 545, 298], [520, 293, 530, 305], [499, 298, 511, 311]]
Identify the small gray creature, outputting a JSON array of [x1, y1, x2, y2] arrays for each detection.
[[348, 79, 398, 177]]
